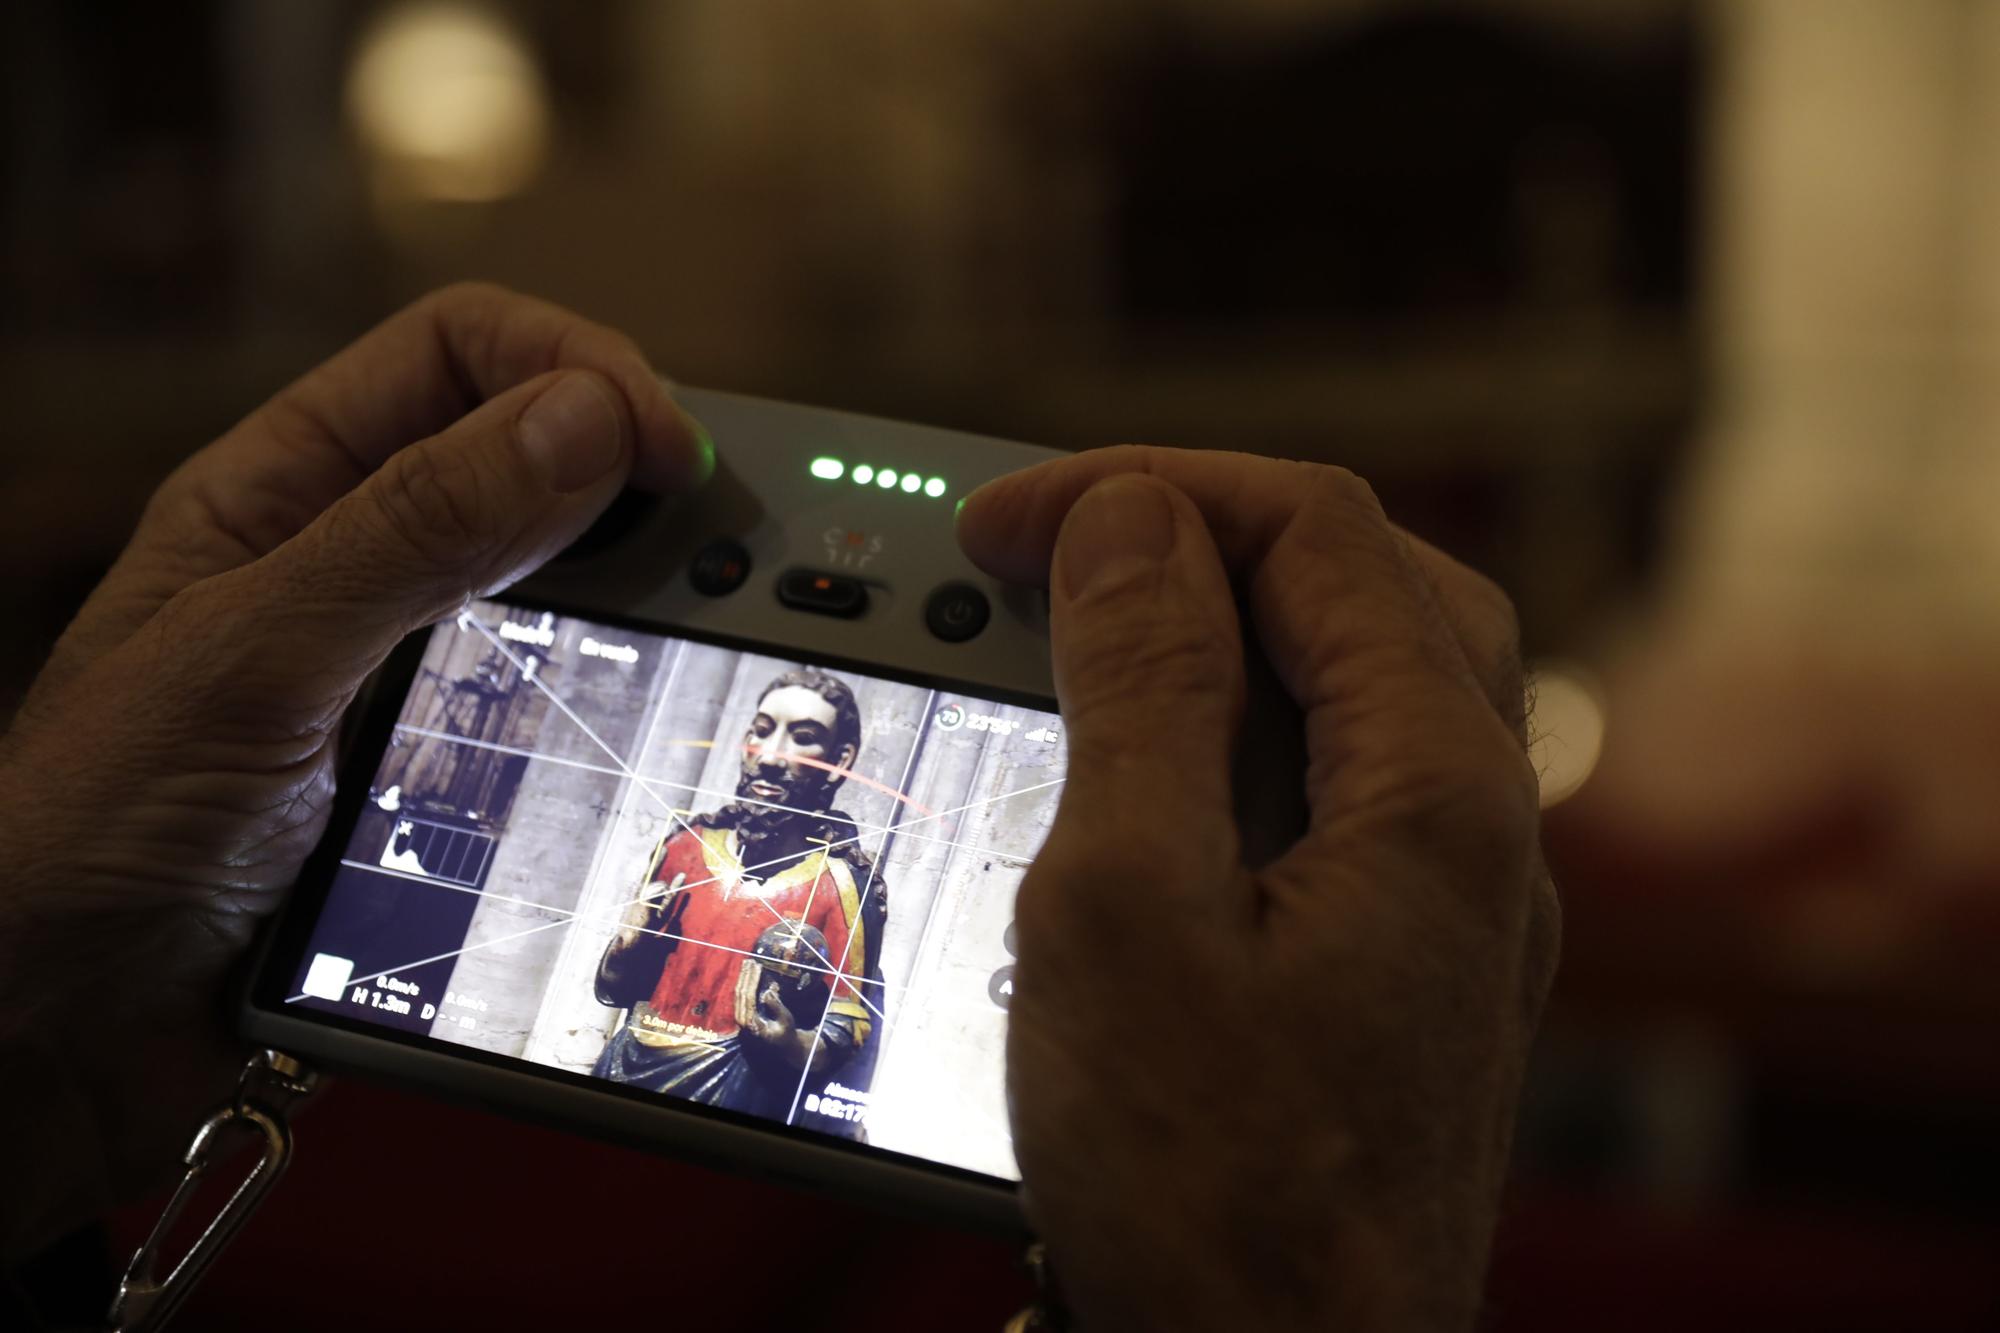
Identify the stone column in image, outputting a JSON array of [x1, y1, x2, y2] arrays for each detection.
[[425, 616, 669, 1057]]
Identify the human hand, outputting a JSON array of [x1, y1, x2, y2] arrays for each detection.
[[958, 448, 1560, 1332], [0, 283, 709, 1258]]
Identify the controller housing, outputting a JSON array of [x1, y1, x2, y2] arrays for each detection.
[[524, 387, 1061, 700], [239, 389, 1066, 1233]]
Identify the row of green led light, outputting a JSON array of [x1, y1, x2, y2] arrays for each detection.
[[810, 457, 948, 498]]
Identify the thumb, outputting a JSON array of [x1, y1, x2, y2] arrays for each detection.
[[204, 369, 635, 682], [1043, 475, 1245, 882]]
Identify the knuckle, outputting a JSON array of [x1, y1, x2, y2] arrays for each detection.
[[1284, 477, 1403, 586], [421, 282, 520, 383], [141, 577, 353, 748], [1294, 467, 1405, 564], [1313, 464, 1382, 519], [1411, 543, 1529, 740], [424, 279, 516, 316], [1456, 565, 1520, 648], [1226, 458, 1359, 553], [1088, 442, 1167, 473], [1470, 584, 1528, 734], [372, 443, 500, 564], [1376, 726, 1541, 887], [148, 578, 235, 678], [594, 324, 647, 367], [124, 471, 239, 570], [1461, 570, 1523, 667]]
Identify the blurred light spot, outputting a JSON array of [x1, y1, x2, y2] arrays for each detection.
[[1527, 662, 1606, 808], [347, 3, 549, 204]]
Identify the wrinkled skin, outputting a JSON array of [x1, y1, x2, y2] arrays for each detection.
[[958, 451, 1560, 1332], [1, 285, 1554, 1333], [0, 283, 709, 1258]]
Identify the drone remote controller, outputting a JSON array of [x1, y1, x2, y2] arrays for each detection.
[[241, 390, 1068, 1230]]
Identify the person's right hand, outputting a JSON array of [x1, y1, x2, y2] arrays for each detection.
[[958, 450, 1560, 1332]]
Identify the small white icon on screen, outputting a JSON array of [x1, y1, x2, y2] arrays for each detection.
[[1024, 726, 1061, 745], [380, 819, 429, 875], [302, 953, 353, 1001]]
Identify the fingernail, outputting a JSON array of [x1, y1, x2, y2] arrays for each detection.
[[1059, 475, 1178, 599], [519, 373, 626, 493]]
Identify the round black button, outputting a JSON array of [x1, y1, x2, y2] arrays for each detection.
[[924, 582, 991, 643], [689, 538, 751, 596], [555, 488, 655, 562], [987, 964, 1016, 1010]]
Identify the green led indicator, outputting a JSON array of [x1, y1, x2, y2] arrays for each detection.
[[810, 457, 845, 481], [924, 477, 947, 498], [876, 468, 898, 489], [851, 463, 874, 484], [899, 472, 921, 494]]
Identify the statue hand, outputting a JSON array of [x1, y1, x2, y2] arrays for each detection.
[[750, 977, 799, 1045], [734, 961, 797, 1043]]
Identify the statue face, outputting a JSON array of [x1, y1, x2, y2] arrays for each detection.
[[738, 685, 854, 819]]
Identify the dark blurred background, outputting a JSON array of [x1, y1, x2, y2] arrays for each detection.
[[5, 1, 1998, 1329]]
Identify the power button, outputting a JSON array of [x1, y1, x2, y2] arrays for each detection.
[[924, 582, 991, 643]]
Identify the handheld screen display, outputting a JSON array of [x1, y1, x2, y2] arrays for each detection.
[[278, 599, 1063, 1182]]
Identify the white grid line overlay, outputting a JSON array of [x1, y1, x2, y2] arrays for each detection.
[[785, 688, 934, 1125], [390, 724, 1029, 866], [289, 613, 1064, 1092], [461, 616, 891, 1019], [330, 859, 1089, 1036], [306, 770, 1059, 1006]]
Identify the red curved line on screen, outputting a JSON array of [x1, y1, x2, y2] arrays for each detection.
[[737, 743, 935, 817]]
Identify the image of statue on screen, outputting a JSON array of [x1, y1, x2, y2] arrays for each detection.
[[591, 669, 889, 1125]]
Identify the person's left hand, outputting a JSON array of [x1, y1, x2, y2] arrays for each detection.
[[0, 283, 710, 1258]]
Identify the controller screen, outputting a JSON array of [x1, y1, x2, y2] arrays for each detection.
[[280, 599, 1062, 1182]]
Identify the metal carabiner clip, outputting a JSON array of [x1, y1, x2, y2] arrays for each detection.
[[106, 1050, 315, 1333]]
